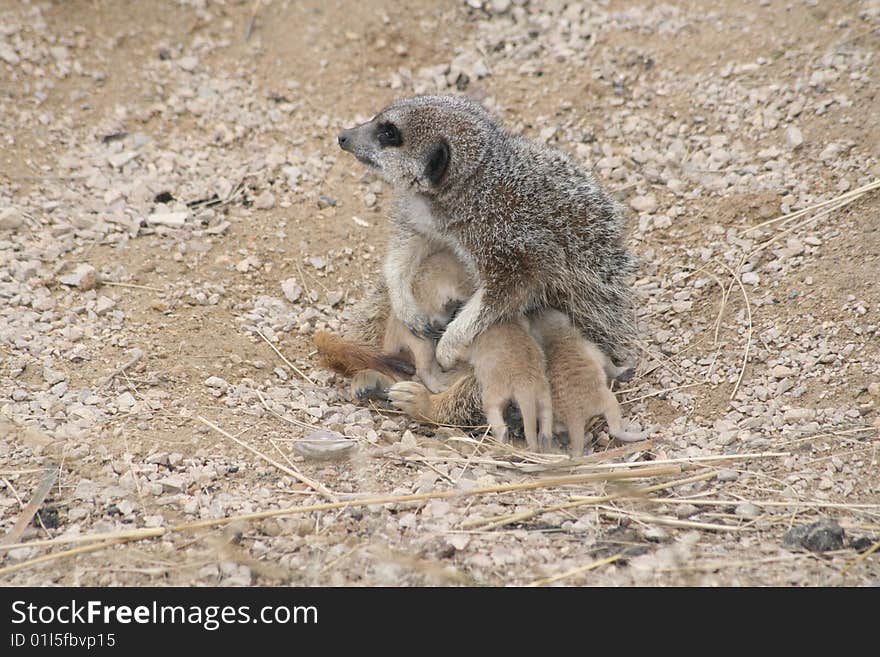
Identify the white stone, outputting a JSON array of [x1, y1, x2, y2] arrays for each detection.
[[116, 391, 136, 410], [95, 296, 116, 315], [0, 42, 20, 65], [292, 430, 356, 460], [786, 126, 804, 149], [108, 151, 138, 168], [281, 278, 302, 303], [147, 211, 188, 228], [58, 264, 100, 290], [630, 194, 658, 213], [0, 207, 24, 231], [204, 376, 229, 389], [254, 191, 276, 210], [178, 56, 199, 72]]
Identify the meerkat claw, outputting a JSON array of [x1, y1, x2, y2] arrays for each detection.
[[421, 322, 446, 341], [351, 370, 394, 402]]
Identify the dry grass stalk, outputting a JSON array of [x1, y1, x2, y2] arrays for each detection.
[[648, 497, 880, 511], [102, 281, 163, 292], [197, 416, 336, 501], [254, 328, 315, 384], [463, 470, 717, 531], [717, 260, 753, 400], [841, 538, 880, 576], [0, 538, 139, 578], [255, 389, 320, 431], [526, 553, 624, 587], [0, 466, 57, 546], [742, 180, 880, 235], [618, 382, 704, 406], [514, 441, 654, 473], [600, 509, 750, 532], [566, 451, 788, 473], [0, 528, 164, 554], [0, 465, 681, 562]]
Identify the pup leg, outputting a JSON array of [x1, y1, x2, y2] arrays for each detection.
[[567, 418, 587, 456], [406, 334, 448, 394], [537, 395, 554, 452], [516, 392, 540, 452], [484, 403, 510, 443]]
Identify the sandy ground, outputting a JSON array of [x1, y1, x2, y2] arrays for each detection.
[[0, 0, 878, 586]]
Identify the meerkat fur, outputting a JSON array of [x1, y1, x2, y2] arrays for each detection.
[[382, 249, 474, 393], [315, 278, 486, 424], [337, 94, 638, 372], [383, 248, 554, 450], [467, 319, 554, 451], [530, 309, 647, 455]]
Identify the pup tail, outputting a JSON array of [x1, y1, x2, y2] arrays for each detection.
[[313, 331, 415, 380]]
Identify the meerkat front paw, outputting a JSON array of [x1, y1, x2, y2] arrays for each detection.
[[434, 332, 464, 370], [419, 363, 465, 394], [388, 381, 434, 421], [389, 295, 430, 337]]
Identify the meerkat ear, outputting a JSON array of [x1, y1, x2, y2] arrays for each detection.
[[425, 140, 450, 185]]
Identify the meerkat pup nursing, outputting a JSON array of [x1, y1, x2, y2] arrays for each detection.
[[466, 319, 554, 451], [337, 95, 637, 374], [385, 249, 553, 450], [530, 309, 647, 455], [382, 249, 473, 393], [390, 318, 554, 452]]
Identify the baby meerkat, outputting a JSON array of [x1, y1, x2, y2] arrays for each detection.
[[390, 318, 553, 452], [467, 319, 554, 451], [382, 249, 473, 393], [315, 249, 471, 396], [337, 95, 637, 373], [530, 309, 647, 455], [387, 249, 553, 450]]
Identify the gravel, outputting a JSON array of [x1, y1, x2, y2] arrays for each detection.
[[0, 0, 877, 587]]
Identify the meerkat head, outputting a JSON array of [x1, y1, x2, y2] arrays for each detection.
[[337, 95, 496, 195]]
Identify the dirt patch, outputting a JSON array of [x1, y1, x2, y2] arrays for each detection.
[[1, 0, 878, 586]]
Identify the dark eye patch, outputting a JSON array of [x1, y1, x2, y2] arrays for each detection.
[[377, 122, 402, 147]]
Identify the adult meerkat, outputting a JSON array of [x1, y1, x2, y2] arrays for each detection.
[[337, 94, 637, 371], [530, 309, 647, 455]]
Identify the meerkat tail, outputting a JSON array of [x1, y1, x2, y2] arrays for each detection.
[[601, 389, 647, 443], [313, 331, 415, 379]]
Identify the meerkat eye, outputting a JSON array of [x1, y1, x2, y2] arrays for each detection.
[[376, 122, 402, 147]]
